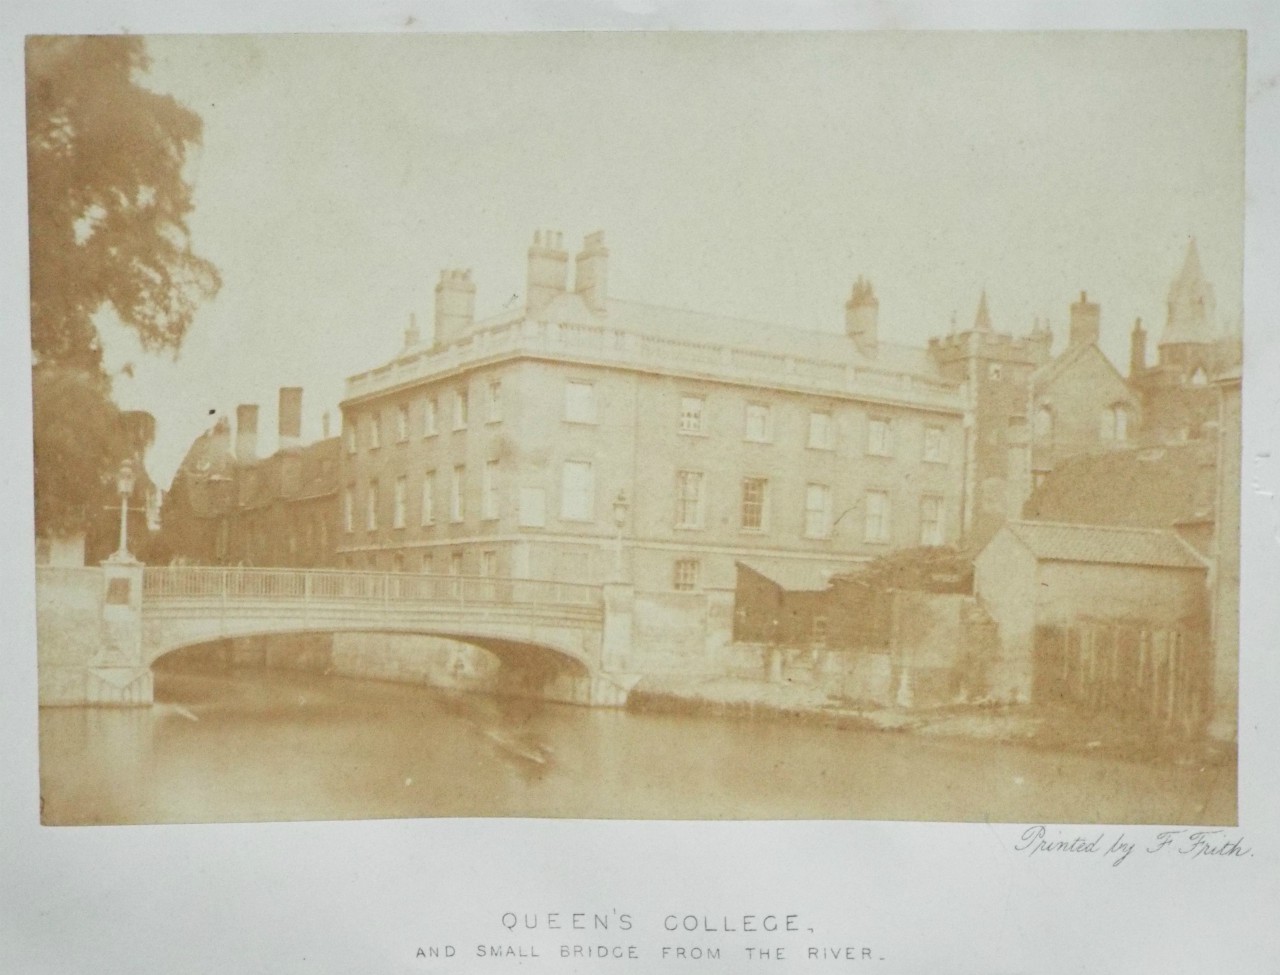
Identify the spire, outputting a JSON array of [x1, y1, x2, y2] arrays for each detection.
[[973, 290, 992, 332], [1162, 236, 1216, 346]]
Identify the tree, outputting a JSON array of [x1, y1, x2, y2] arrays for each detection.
[[26, 36, 220, 535]]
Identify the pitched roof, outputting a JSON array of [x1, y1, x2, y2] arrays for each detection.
[[1031, 339, 1130, 396], [1023, 441, 1216, 528], [1002, 520, 1207, 570], [737, 560, 844, 592]]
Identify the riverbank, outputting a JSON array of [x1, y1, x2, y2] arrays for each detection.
[[627, 675, 1236, 767]]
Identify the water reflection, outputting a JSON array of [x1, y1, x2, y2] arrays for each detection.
[[38, 666, 1236, 825]]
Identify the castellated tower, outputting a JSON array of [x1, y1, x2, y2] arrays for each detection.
[[928, 291, 1054, 545]]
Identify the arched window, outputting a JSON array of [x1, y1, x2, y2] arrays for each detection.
[[1101, 404, 1130, 442], [1190, 366, 1208, 386], [1034, 404, 1054, 440]]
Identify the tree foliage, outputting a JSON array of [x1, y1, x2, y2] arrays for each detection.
[[27, 35, 221, 372], [27, 37, 221, 537]]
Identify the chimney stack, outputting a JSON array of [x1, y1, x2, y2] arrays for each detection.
[[845, 276, 879, 356], [235, 403, 259, 463], [321, 410, 331, 440], [209, 415, 232, 461], [278, 387, 303, 451], [1068, 290, 1101, 348], [527, 229, 568, 317], [1130, 317, 1148, 377], [574, 231, 609, 313], [433, 269, 476, 348], [404, 311, 421, 349]]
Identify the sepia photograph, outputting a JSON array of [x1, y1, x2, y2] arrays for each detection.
[[27, 31, 1245, 827]]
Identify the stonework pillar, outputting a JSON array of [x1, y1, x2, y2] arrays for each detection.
[[91, 558, 152, 706], [600, 582, 634, 672]]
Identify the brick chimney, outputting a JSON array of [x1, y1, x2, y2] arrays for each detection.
[[278, 387, 302, 451], [433, 270, 475, 348], [1130, 317, 1147, 376], [844, 276, 879, 356], [527, 229, 568, 317], [235, 403, 259, 463], [574, 231, 609, 313], [1068, 290, 1100, 348]]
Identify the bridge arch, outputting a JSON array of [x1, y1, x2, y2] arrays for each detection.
[[146, 622, 594, 679]]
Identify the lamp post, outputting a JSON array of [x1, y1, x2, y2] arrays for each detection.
[[611, 489, 629, 581], [110, 459, 137, 562]]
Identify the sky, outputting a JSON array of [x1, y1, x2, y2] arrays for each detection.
[[93, 31, 1246, 486]]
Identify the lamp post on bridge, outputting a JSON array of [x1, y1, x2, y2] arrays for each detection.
[[107, 459, 139, 564]]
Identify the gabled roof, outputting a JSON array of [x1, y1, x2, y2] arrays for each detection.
[[1031, 340, 1131, 398], [1001, 520, 1207, 570]]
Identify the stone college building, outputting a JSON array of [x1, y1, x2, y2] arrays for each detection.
[[337, 231, 973, 591]]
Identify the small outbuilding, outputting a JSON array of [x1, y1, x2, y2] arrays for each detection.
[[974, 520, 1209, 707]]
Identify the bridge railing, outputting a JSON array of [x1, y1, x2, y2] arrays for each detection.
[[142, 566, 601, 609]]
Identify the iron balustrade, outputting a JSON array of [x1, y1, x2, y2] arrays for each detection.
[[142, 566, 601, 609]]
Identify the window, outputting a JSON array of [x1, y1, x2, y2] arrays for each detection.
[[345, 423, 357, 454], [564, 381, 597, 423], [519, 487, 547, 528], [487, 381, 503, 423], [481, 550, 498, 578], [395, 404, 409, 443], [675, 471, 704, 529], [368, 414, 381, 450], [482, 460, 499, 520], [741, 477, 769, 531], [1190, 367, 1208, 386], [813, 616, 829, 646], [804, 483, 832, 538], [450, 466, 465, 522], [420, 471, 435, 526], [365, 480, 379, 531], [392, 553, 405, 573], [988, 362, 1003, 381], [1101, 404, 1129, 442], [453, 389, 468, 430], [865, 490, 891, 543], [343, 486, 355, 533], [449, 551, 463, 576], [808, 411, 833, 450], [679, 396, 705, 434], [1034, 405, 1054, 440], [867, 417, 893, 457], [920, 495, 944, 546], [673, 558, 700, 591], [745, 403, 772, 442], [423, 397, 438, 437], [923, 425, 946, 463], [393, 475, 407, 529], [561, 461, 594, 521]]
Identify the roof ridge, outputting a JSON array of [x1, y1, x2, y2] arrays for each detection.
[[1010, 519, 1182, 537]]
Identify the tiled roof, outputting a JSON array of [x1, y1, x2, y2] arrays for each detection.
[[1003, 520, 1207, 570], [1023, 441, 1216, 528]]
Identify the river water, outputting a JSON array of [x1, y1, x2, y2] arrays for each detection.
[[39, 666, 1234, 825]]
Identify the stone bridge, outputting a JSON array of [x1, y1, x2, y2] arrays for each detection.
[[36, 562, 692, 708]]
